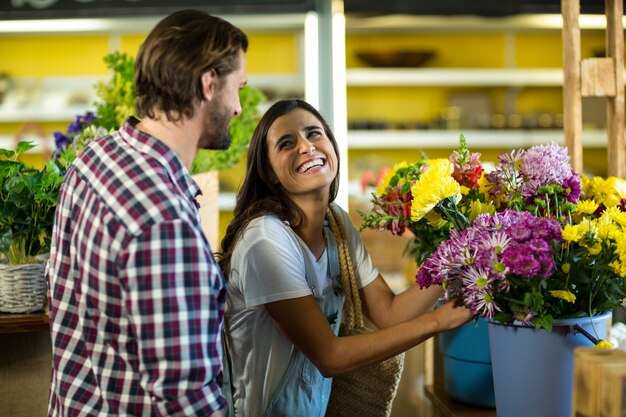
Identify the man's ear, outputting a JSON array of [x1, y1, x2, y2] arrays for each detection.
[[199, 69, 218, 101]]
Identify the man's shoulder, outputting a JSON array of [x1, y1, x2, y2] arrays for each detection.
[[71, 135, 184, 226]]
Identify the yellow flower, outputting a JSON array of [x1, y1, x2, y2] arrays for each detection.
[[580, 174, 592, 194], [579, 218, 599, 239], [597, 222, 618, 241], [589, 176, 626, 208], [605, 207, 626, 228], [588, 243, 602, 256], [549, 290, 576, 303], [376, 161, 409, 195], [467, 200, 496, 222], [575, 200, 599, 215], [587, 176, 607, 200], [410, 159, 461, 222], [609, 260, 624, 276], [477, 171, 492, 200], [561, 263, 571, 273], [615, 236, 626, 261], [424, 210, 447, 227], [604, 177, 626, 208], [561, 224, 582, 242], [594, 340, 615, 350]]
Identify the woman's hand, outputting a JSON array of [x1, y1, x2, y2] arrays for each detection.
[[360, 275, 444, 329], [429, 299, 474, 333]]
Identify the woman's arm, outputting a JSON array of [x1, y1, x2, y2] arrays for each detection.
[[265, 294, 471, 377], [359, 275, 444, 329], [337, 208, 446, 329]]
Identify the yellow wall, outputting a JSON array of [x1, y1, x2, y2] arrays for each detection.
[[345, 30, 607, 123], [118, 32, 300, 74], [0, 35, 110, 76]]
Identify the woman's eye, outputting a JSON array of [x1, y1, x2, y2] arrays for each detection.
[[278, 140, 295, 150], [308, 130, 322, 140]]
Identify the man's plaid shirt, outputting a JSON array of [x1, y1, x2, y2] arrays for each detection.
[[47, 117, 226, 416]]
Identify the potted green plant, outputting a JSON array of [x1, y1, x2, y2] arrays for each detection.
[[0, 141, 63, 312]]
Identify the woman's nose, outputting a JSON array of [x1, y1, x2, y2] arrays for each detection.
[[297, 137, 315, 154]]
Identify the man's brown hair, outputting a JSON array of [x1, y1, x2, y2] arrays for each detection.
[[135, 9, 248, 122]]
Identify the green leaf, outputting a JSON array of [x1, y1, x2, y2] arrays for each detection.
[[534, 315, 553, 332], [0, 148, 14, 159], [493, 311, 513, 324], [0, 154, 60, 262], [15, 141, 37, 155], [0, 227, 12, 255]]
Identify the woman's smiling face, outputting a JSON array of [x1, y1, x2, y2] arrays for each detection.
[[266, 108, 338, 198]]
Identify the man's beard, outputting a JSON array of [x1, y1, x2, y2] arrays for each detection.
[[199, 102, 232, 151]]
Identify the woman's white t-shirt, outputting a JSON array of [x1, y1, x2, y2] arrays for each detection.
[[225, 208, 378, 416]]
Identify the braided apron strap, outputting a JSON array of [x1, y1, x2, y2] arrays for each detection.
[[325, 205, 364, 331]]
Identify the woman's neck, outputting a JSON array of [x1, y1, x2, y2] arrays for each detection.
[[292, 196, 329, 260]]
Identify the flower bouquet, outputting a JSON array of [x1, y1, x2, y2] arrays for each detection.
[[359, 136, 626, 415], [361, 138, 626, 333]]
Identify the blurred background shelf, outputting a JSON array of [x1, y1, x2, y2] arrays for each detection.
[[347, 67, 626, 87], [347, 68, 564, 86], [0, 74, 303, 123], [347, 129, 615, 149]]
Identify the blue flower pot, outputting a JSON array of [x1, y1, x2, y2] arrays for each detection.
[[488, 312, 612, 417], [438, 318, 496, 408]]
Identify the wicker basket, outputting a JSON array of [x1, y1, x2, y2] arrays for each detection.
[[0, 261, 47, 313]]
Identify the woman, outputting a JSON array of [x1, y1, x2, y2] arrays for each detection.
[[218, 99, 472, 416]]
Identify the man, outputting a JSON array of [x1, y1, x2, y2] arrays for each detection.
[[47, 10, 247, 416]]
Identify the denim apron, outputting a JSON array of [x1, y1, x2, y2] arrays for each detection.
[[261, 222, 345, 417]]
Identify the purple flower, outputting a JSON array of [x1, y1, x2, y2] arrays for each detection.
[[501, 245, 540, 276], [537, 254, 556, 279], [513, 308, 536, 325], [67, 118, 83, 135], [54, 131, 70, 151], [563, 174, 582, 203], [527, 238, 551, 254], [83, 111, 96, 125], [520, 143, 574, 195], [531, 218, 562, 241], [507, 222, 531, 242]]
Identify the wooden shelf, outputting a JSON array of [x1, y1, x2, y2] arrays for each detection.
[[424, 335, 497, 417], [0, 311, 49, 334], [347, 129, 612, 149], [0, 73, 302, 124], [425, 384, 496, 417], [347, 68, 564, 87], [347, 67, 626, 87]]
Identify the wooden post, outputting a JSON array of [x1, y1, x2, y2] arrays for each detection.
[[605, 0, 625, 178], [191, 171, 220, 251], [562, 0, 625, 178], [562, 0, 583, 174]]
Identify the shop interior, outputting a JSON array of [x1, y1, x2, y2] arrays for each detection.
[[0, 1, 623, 416]]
